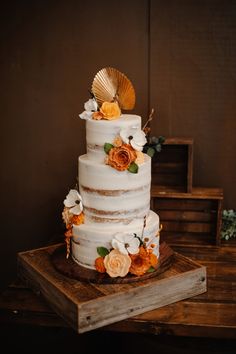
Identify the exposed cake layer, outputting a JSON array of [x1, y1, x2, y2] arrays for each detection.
[[79, 153, 151, 222], [72, 210, 160, 269], [86, 114, 141, 162]]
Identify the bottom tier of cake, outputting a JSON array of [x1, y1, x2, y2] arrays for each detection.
[[71, 210, 160, 270]]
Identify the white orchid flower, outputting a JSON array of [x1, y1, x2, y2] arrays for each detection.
[[111, 233, 140, 255], [120, 128, 147, 151], [63, 189, 83, 215], [79, 98, 98, 120]]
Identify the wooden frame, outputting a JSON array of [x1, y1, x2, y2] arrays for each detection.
[[152, 137, 193, 193]]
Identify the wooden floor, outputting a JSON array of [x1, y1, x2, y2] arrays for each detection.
[[0, 241, 236, 353]]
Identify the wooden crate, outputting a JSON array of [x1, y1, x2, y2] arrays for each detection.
[[151, 187, 223, 246], [17, 243, 206, 334], [152, 137, 193, 193]]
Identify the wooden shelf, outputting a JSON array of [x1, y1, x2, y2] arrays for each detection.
[[151, 186, 223, 246]]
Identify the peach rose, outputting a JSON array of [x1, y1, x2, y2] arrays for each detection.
[[100, 102, 121, 120], [135, 151, 145, 164], [113, 136, 123, 147], [107, 144, 137, 171], [129, 246, 151, 276], [104, 249, 131, 277]]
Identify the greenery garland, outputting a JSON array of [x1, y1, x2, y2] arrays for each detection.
[[221, 209, 236, 241]]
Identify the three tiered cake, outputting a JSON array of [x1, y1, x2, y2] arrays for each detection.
[[62, 67, 161, 278]]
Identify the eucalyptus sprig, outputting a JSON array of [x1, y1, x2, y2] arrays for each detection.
[[143, 135, 165, 158], [221, 209, 236, 241]]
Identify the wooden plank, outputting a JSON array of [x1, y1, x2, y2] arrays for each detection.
[[161, 232, 215, 246], [161, 221, 214, 234], [152, 186, 223, 200], [187, 142, 193, 193], [17, 243, 206, 333], [153, 198, 217, 211], [163, 137, 194, 145], [216, 199, 223, 246], [159, 210, 215, 222]]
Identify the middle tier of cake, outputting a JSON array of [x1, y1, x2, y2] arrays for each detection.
[[78, 153, 151, 224]]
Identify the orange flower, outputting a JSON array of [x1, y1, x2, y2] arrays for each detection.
[[100, 102, 121, 120], [92, 111, 104, 120], [129, 246, 151, 276], [71, 212, 84, 225], [107, 144, 137, 171], [149, 252, 158, 268], [95, 257, 106, 273]]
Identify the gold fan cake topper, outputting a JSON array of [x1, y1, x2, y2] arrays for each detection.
[[92, 67, 136, 110]]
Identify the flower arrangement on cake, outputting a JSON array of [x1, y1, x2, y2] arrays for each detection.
[[62, 67, 165, 280]]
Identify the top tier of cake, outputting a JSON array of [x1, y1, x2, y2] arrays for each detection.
[[86, 114, 141, 162]]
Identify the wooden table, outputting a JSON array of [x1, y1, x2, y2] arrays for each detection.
[[0, 243, 236, 339]]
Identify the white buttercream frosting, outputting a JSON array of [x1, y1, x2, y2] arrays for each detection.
[[71, 113, 161, 270]]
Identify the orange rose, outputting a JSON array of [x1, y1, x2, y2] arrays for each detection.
[[95, 257, 106, 273], [104, 249, 131, 277], [107, 144, 137, 171], [100, 102, 121, 120], [129, 246, 151, 276]]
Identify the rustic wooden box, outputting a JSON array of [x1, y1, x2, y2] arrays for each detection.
[[151, 187, 223, 246], [17, 243, 206, 333], [152, 137, 193, 193]]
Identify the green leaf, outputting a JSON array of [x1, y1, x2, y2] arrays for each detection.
[[155, 144, 162, 152], [147, 266, 156, 273], [159, 136, 165, 144], [128, 162, 139, 174], [97, 247, 110, 257], [150, 136, 159, 144], [147, 147, 155, 158], [104, 143, 114, 154]]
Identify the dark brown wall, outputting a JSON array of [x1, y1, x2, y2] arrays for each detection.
[[1, 0, 235, 288]]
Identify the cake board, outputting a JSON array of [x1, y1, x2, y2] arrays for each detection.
[[17, 242, 207, 333]]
